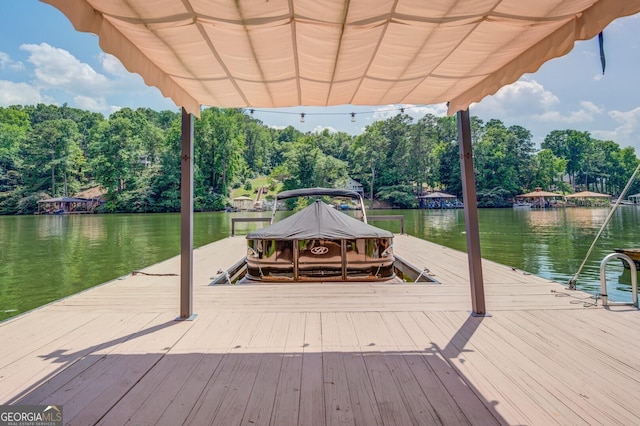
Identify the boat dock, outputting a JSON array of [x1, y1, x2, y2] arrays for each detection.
[[2, 235, 640, 425]]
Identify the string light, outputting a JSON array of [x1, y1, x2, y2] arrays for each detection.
[[244, 104, 432, 123]]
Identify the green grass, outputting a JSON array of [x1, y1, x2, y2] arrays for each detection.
[[229, 176, 282, 200]]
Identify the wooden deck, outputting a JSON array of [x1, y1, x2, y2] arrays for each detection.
[[2, 235, 640, 425]]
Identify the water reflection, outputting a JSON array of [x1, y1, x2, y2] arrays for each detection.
[[376, 207, 638, 302], [1, 206, 638, 320]]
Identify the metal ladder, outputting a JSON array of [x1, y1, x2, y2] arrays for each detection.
[[600, 253, 638, 307]]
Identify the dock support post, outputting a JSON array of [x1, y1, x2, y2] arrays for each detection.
[[178, 108, 196, 321], [457, 109, 487, 315]]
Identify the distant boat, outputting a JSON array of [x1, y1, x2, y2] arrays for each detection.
[[512, 201, 532, 209]]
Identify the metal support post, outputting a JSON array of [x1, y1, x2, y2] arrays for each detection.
[[178, 108, 196, 321], [457, 109, 487, 316]]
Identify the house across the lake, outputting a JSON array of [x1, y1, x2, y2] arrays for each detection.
[[343, 178, 364, 195]]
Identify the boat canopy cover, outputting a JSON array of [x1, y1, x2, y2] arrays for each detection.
[[275, 188, 361, 201], [247, 200, 392, 240]]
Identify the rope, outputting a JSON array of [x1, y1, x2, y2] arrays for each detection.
[[568, 162, 640, 289], [132, 271, 178, 276]]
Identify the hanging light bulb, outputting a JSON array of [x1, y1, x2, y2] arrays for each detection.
[[300, 113, 305, 123], [400, 107, 405, 114], [249, 109, 254, 116], [351, 112, 356, 122]]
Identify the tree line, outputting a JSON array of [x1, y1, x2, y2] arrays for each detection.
[[0, 103, 638, 214]]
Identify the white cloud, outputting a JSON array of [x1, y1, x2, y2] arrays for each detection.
[[372, 103, 447, 123], [312, 125, 338, 134], [269, 125, 287, 130], [20, 42, 111, 93], [0, 51, 24, 71], [473, 79, 559, 118], [73, 95, 109, 112], [592, 106, 640, 149], [0, 80, 49, 106], [535, 101, 603, 124], [13, 43, 170, 114], [99, 53, 128, 77]]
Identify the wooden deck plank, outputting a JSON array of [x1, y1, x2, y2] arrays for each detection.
[[478, 311, 635, 424], [56, 315, 192, 425], [96, 353, 206, 426], [298, 313, 325, 426], [239, 313, 289, 425], [152, 354, 226, 426], [270, 313, 305, 425], [2, 235, 640, 426], [409, 311, 526, 424], [5, 312, 162, 405], [381, 312, 481, 425], [445, 310, 594, 425]]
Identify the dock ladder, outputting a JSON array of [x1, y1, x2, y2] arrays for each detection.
[[600, 252, 638, 308]]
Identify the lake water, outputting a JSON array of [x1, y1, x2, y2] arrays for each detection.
[[2, 207, 639, 321]]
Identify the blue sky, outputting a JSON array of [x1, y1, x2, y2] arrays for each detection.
[[1, 2, 639, 152]]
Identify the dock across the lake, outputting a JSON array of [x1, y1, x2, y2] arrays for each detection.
[[2, 234, 640, 425]]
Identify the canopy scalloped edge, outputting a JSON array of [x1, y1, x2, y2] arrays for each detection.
[[41, 0, 201, 116], [449, 0, 640, 114], [41, 0, 640, 117]]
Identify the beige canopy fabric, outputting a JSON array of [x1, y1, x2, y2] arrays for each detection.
[[420, 192, 457, 199], [517, 190, 562, 198], [41, 0, 640, 116], [565, 191, 611, 198]]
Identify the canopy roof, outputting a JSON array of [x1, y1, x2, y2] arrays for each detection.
[[517, 190, 562, 198], [37, 197, 94, 203], [42, 0, 640, 116], [565, 190, 611, 198], [247, 200, 392, 240], [420, 192, 457, 199], [628, 193, 640, 199], [276, 187, 361, 201]]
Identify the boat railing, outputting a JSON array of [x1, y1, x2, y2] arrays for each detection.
[[367, 215, 404, 234], [231, 217, 271, 236], [600, 252, 638, 308]]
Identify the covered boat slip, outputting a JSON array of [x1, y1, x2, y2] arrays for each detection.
[[3, 235, 640, 425]]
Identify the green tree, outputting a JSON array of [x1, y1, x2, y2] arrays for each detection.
[[542, 130, 591, 188], [243, 115, 275, 175], [0, 107, 30, 192], [350, 123, 389, 205], [87, 117, 143, 208], [530, 149, 568, 192], [196, 108, 247, 196], [22, 119, 84, 196], [472, 120, 534, 196], [408, 114, 441, 193]]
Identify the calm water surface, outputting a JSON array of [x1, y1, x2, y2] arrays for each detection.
[[1, 207, 639, 321]]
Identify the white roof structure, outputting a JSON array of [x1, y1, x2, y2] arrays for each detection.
[[42, 0, 640, 116]]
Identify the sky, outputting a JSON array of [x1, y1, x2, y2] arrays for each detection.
[[1, 2, 639, 152]]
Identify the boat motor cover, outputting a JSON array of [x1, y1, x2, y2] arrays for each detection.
[[247, 200, 393, 240]]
